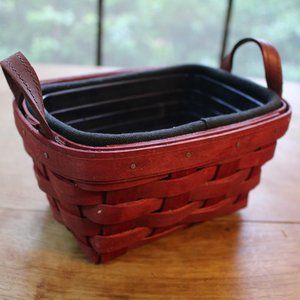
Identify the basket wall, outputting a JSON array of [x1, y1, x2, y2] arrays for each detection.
[[14, 97, 291, 263]]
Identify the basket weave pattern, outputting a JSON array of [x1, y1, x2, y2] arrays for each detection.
[[34, 141, 274, 263]]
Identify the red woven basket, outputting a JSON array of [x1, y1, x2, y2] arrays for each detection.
[[1, 38, 291, 263]]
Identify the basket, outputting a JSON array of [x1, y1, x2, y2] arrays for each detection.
[[1, 38, 291, 263]]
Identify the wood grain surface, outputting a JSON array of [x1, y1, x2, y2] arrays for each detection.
[[0, 65, 299, 300]]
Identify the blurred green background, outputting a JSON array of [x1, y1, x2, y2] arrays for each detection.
[[0, 0, 299, 80]]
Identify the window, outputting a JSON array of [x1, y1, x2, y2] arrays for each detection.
[[0, 0, 299, 80]]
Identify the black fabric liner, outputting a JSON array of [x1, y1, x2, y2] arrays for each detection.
[[32, 64, 281, 146]]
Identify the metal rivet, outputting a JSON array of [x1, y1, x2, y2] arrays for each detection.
[[185, 152, 192, 158], [236, 141, 241, 148], [130, 163, 136, 169], [43, 152, 49, 159], [97, 209, 102, 214]]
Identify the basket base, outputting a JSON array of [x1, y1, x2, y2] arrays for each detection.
[[47, 192, 248, 264]]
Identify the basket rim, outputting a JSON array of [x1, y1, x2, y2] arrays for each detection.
[[18, 98, 290, 153], [14, 98, 291, 183]]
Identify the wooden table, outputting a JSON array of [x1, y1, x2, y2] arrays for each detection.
[[0, 65, 299, 300]]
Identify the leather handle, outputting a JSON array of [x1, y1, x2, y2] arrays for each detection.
[[221, 38, 283, 97], [1, 52, 55, 140]]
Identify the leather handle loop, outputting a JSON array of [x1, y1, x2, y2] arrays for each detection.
[[221, 38, 283, 97], [1, 52, 55, 140]]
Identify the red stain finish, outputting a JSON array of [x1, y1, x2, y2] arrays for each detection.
[[0, 39, 291, 263]]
